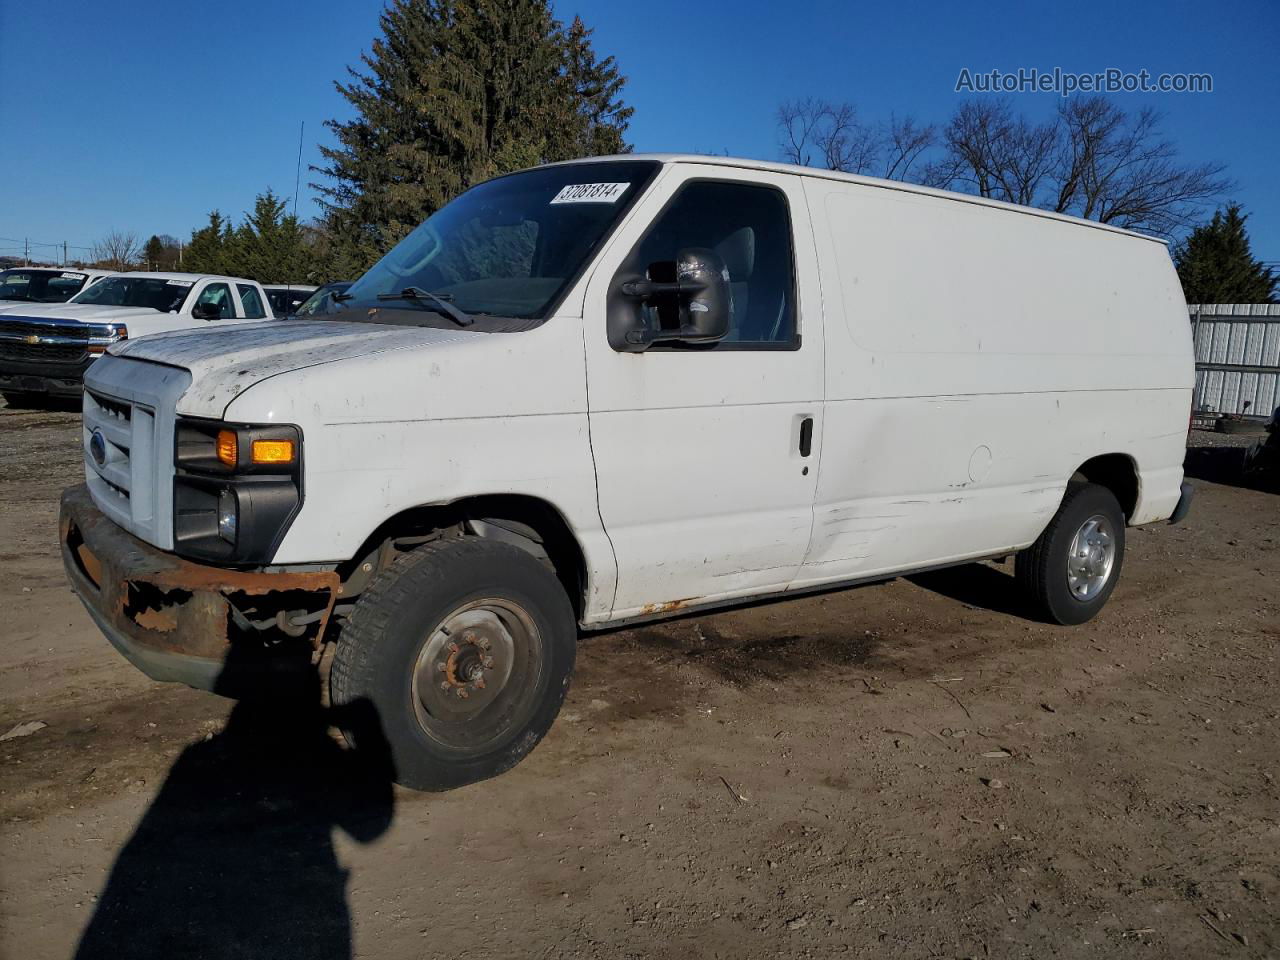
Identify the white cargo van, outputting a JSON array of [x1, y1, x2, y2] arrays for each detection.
[[60, 155, 1194, 790]]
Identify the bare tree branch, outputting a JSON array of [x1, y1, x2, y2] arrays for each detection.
[[1053, 96, 1231, 236], [882, 115, 937, 182], [777, 98, 824, 167], [777, 98, 881, 175], [777, 93, 1228, 237], [941, 99, 1059, 206], [91, 230, 141, 271]]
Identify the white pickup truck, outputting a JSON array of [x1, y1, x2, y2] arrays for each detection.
[[0, 271, 272, 404], [59, 155, 1194, 791], [0, 267, 114, 307]]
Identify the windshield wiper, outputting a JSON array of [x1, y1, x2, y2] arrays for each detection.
[[376, 286, 473, 326]]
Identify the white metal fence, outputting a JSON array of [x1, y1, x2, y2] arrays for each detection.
[[1189, 303, 1280, 420]]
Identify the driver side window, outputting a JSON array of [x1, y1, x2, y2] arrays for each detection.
[[195, 283, 234, 319], [630, 180, 797, 348]]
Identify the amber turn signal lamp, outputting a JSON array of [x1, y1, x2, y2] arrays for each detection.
[[251, 439, 295, 464], [216, 430, 238, 467]]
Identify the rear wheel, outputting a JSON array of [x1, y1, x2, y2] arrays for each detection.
[[1016, 483, 1125, 625], [330, 537, 576, 791]]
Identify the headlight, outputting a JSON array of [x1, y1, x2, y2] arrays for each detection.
[[217, 487, 238, 543], [173, 419, 303, 564], [87, 324, 127, 356]]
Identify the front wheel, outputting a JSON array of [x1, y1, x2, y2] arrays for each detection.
[[1016, 483, 1125, 625], [330, 538, 577, 791]]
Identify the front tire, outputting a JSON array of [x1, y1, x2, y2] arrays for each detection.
[[1016, 483, 1125, 625], [330, 538, 577, 791]]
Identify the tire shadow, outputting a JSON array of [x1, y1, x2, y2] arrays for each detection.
[[906, 562, 1039, 621], [73, 647, 396, 960]]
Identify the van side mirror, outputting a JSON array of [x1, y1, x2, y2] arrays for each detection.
[[192, 301, 221, 320], [608, 247, 732, 352]]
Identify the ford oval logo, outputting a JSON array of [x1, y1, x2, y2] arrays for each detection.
[[89, 430, 107, 467]]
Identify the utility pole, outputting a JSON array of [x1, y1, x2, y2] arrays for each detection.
[[63, 241, 68, 266], [24, 238, 29, 265]]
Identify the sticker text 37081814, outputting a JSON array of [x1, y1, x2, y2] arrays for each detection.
[[550, 182, 630, 204]]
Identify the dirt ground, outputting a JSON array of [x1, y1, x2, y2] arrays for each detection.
[[0, 403, 1276, 960]]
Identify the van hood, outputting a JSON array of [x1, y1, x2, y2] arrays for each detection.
[[0, 302, 144, 322], [111, 319, 475, 417]]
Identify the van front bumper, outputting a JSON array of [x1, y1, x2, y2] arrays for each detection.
[[59, 483, 339, 693]]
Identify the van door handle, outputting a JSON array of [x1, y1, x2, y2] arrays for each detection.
[[798, 417, 814, 457]]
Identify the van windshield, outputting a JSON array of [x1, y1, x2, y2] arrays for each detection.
[[332, 161, 659, 324]]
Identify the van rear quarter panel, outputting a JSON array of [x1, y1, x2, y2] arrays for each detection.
[[798, 177, 1192, 586]]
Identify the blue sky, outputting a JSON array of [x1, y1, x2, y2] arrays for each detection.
[[2, 0, 1276, 263]]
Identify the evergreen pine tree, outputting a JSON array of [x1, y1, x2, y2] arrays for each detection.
[[143, 235, 165, 271], [233, 191, 315, 283], [1175, 204, 1276, 304], [183, 212, 230, 275], [182, 194, 321, 283], [314, 0, 633, 271]]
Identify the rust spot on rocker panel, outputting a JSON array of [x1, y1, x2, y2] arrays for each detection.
[[639, 597, 701, 616]]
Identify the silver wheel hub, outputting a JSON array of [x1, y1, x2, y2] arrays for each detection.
[[1067, 514, 1116, 601]]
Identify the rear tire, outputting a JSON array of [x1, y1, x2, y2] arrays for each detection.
[[1016, 483, 1125, 625], [330, 537, 576, 791]]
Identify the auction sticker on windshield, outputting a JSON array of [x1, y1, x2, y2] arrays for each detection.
[[166, 280, 194, 287], [61, 273, 86, 280], [550, 182, 629, 204]]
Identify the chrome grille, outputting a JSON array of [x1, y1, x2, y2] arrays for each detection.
[[0, 316, 121, 365], [82, 357, 191, 550]]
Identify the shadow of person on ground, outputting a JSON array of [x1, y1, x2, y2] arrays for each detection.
[[907, 562, 1036, 620], [74, 644, 395, 960]]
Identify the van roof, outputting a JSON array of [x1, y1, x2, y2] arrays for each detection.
[[553, 154, 1167, 245]]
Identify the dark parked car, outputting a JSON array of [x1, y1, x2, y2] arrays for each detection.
[[263, 284, 318, 318], [1243, 406, 1280, 490], [291, 282, 352, 318]]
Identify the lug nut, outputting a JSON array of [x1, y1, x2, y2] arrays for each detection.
[[474, 677, 486, 690], [447, 641, 459, 654], [482, 656, 495, 669]]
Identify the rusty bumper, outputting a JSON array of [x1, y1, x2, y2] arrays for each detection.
[[59, 483, 339, 692]]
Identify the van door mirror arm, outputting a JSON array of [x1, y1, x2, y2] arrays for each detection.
[[607, 247, 733, 353], [619, 276, 708, 300]]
